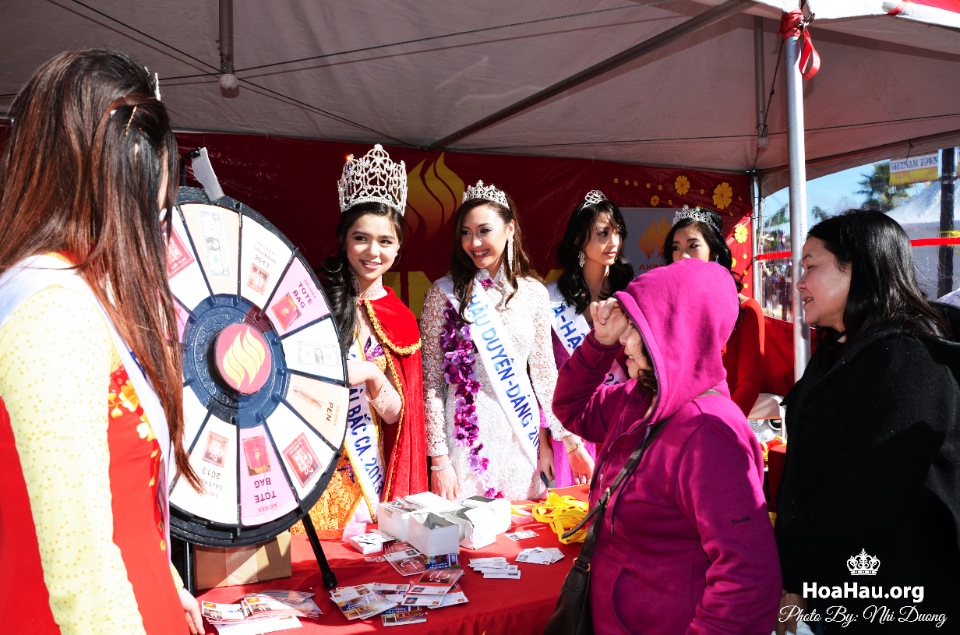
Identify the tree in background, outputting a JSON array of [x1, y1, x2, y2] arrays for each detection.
[[812, 205, 830, 222], [858, 162, 911, 212], [766, 204, 788, 227]]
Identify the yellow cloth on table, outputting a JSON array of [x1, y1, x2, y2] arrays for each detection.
[[531, 491, 590, 544]]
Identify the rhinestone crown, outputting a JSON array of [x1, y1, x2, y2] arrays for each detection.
[[584, 190, 606, 206], [337, 144, 407, 214], [463, 180, 509, 208]]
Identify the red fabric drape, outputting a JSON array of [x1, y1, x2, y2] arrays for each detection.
[[368, 288, 428, 501]]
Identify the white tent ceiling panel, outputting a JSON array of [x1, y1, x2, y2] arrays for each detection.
[[2, 0, 960, 195]]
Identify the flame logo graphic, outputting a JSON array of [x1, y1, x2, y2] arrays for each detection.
[[406, 153, 465, 241], [637, 218, 672, 260], [221, 327, 267, 392]]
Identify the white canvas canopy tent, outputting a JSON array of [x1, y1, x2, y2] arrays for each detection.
[[2, 0, 960, 377]]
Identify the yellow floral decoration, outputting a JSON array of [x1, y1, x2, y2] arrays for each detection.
[[713, 182, 733, 210], [109, 380, 140, 418], [734, 224, 749, 244], [674, 175, 690, 196], [650, 195, 660, 206], [137, 422, 155, 442]]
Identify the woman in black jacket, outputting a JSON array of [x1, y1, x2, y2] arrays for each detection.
[[775, 210, 960, 635]]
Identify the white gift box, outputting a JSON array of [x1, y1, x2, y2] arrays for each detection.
[[441, 507, 495, 549], [440, 496, 512, 549], [347, 529, 395, 555], [377, 499, 423, 541], [404, 491, 463, 512], [378, 492, 462, 541], [461, 495, 512, 535], [406, 511, 461, 557]]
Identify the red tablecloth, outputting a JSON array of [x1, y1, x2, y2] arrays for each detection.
[[197, 486, 588, 634]]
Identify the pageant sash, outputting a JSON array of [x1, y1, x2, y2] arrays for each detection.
[[343, 340, 386, 521], [0, 254, 173, 551], [546, 282, 628, 387], [437, 276, 540, 468]]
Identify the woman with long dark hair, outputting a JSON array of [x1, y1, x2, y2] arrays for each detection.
[[775, 210, 960, 634], [297, 145, 426, 537], [540, 190, 633, 486], [0, 50, 202, 633], [421, 182, 582, 500], [663, 206, 765, 416]]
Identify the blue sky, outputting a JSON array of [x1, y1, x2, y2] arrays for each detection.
[[762, 158, 939, 227], [763, 164, 881, 225]]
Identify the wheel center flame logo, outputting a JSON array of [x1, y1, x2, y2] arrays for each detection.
[[216, 324, 271, 394]]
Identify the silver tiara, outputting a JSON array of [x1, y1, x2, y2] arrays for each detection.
[[463, 180, 509, 208], [584, 190, 605, 206], [672, 206, 714, 226], [337, 144, 408, 214], [144, 66, 161, 101]]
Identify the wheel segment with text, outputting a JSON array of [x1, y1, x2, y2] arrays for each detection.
[[166, 187, 347, 547]]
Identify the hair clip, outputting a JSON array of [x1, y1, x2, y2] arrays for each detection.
[[124, 105, 138, 136], [145, 66, 161, 101]]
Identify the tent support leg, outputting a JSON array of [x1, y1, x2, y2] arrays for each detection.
[[783, 23, 811, 382]]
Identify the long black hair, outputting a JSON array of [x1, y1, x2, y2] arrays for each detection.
[[663, 207, 742, 292], [450, 193, 536, 322], [662, 208, 733, 268], [0, 49, 199, 489], [318, 201, 404, 351], [808, 209, 947, 342], [556, 197, 633, 314]]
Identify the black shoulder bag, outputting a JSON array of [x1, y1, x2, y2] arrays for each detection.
[[542, 418, 668, 635]]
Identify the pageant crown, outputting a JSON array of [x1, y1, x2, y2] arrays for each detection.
[[584, 190, 606, 206], [463, 180, 509, 208], [846, 549, 881, 576], [337, 144, 408, 214], [672, 205, 714, 227]]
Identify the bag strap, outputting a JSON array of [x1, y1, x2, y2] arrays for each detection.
[[560, 388, 719, 541], [560, 417, 666, 541]]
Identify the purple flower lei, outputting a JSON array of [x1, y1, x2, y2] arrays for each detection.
[[440, 303, 503, 499]]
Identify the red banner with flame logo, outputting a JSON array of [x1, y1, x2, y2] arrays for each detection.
[[172, 133, 753, 316]]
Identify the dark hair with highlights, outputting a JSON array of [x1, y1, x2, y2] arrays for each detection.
[[556, 197, 634, 314], [0, 49, 199, 489], [807, 209, 947, 342], [662, 208, 743, 293], [449, 193, 537, 321], [318, 201, 404, 352], [662, 208, 733, 270]]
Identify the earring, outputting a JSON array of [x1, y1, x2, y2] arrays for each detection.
[[578, 251, 586, 267], [507, 235, 515, 270]]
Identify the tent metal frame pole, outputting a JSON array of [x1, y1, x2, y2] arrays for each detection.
[[752, 16, 766, 304], [783, 28, 811, 383], [427, 0, 754, 151]]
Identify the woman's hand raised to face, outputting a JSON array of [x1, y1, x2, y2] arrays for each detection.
[[590, 298, 629, 346]]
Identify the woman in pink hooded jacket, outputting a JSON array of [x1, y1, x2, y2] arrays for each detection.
[[553, 258, 780, 634]]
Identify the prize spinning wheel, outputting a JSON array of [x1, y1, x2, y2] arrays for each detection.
[[166, 186, 348, 551]]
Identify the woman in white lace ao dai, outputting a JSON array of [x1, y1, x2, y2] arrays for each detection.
[[421, 182, 588, 501]]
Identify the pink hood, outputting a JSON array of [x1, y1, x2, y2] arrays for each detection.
[[614, 258, 738, 427]]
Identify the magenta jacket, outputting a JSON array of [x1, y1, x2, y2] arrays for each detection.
[[553, 259, 780, 635]]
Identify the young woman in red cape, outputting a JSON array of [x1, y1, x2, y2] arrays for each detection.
[[295, 146, 427, 538]]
